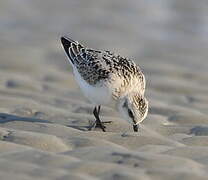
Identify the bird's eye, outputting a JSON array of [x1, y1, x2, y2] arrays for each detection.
[[128, 109, 134, 119]]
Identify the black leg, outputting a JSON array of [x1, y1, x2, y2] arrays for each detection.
[[96, 106, 112, 123], [93, 106, 106, 132], [93, 106, 98, 119], [97, 105, 101, 115], [89, 106, 112, 132]]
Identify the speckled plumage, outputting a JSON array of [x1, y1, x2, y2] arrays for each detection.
[[61, 37, 146, 100], [61, 36, 148, 131]]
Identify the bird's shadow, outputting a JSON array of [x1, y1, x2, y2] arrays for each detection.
[[66, 120, 94, 131], [0, 113, 98, 132], [0, 113, 91, 132], [0, 113, 51, 124]]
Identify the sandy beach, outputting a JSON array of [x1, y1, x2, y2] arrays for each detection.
[[0, 0, 208, 179]]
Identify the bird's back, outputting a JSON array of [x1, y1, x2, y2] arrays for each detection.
[[61, 37, 146, 100]]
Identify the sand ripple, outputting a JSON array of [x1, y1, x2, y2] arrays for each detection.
[[0, 0, 208, 179]]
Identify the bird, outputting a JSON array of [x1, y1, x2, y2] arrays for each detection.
[[60, 36, 148, 132]]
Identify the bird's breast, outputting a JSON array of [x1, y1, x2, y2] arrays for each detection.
[[73, 67, 113, 105]]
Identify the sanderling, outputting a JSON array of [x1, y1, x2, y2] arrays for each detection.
[[61, 36, 148, 132]]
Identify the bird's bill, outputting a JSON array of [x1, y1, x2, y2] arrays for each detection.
[[133, 124, 139, 132]]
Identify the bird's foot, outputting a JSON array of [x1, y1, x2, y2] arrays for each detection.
[[89, 120, 112, 132], [95, 120, 112, 132], [95, 121, 106, 132]]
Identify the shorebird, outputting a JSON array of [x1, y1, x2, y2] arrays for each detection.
[[61, 36, 148, 132]]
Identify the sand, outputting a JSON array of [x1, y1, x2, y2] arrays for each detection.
[[0, 0, 208, 179]]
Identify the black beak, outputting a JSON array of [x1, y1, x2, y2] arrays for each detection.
[[133, 124, 139, 132]]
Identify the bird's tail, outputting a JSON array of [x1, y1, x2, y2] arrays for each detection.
[[61, 36, 85, 64]]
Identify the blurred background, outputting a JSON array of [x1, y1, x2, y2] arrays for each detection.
[[1, 0, 208, 69], [0, 0, 208, 113], [1, 1, 208, 179]]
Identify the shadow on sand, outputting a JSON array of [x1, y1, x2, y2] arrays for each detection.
[[0, 113, 51, 124], [0, 113, 96, 132]]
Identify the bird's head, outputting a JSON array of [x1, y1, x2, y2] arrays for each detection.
[[117, 93, 148, 132]]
